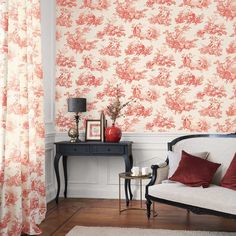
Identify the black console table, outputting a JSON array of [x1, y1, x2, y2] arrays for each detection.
[[54, 141, 133, 204]]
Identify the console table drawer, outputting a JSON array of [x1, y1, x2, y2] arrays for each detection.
[[92, 145, 124, 155], [58, 145, 89, 155]]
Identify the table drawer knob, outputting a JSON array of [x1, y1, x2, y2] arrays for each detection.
[[107, 148, 111, 151]]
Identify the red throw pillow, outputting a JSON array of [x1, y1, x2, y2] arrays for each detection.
[[169, 151, 221, 188], [220, 153, 236, 190]]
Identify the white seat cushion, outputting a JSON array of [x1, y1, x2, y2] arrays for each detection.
[[149, 183, 236, 215]]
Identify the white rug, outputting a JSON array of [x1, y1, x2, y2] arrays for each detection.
[[66, 226, 235, 236]]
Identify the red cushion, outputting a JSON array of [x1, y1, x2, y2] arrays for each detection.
[[220, 153, 236, 190], [169, 151, 221, 188]]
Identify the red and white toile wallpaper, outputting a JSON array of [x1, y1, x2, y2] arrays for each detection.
[[55, 0, 236, 133]]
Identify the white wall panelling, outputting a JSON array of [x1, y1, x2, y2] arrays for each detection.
[[67, 156, 99, 184], [45, 146, 56, 203], [41, 0, 56, 135], [41, 0, 56, 202]]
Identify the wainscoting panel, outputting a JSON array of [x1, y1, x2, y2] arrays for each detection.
[[41, 0, 56, 203], [107, 157, 125, 186], [45, 144, 56, 203], [50, 132, 186, 200], [67, 156, 99, 184]]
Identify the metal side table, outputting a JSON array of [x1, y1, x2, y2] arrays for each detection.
[[119, 172, 152, 213]]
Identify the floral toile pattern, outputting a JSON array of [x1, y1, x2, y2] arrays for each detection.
[[55, 0, 236, 133], [0, 0, 46, 235]]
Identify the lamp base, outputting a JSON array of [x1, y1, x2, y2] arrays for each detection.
[[74, 113, 81, 142]]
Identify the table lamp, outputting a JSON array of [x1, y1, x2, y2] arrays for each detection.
[[67, 98, 86, 142]]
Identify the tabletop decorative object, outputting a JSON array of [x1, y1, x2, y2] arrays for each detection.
[[67, 98, 86, 142], [85, 119, 101, 141], [68, 128, 77, 142], [105, 85, 133, 142], [100, 111, 106, 142]]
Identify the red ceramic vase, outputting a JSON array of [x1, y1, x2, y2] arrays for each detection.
[[105, 124, 122, 142]]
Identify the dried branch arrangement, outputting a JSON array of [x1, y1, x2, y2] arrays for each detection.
[[106, 85, 134, 124]]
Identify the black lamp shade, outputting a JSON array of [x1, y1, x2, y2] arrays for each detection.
[[67, 98, 86, 113]]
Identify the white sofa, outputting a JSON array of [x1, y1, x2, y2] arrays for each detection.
[[145, 134, 236, 219]]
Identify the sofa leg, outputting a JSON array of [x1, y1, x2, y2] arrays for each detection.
[[153, 202, 158, 217], [146, 198, 152, 219], [186, 209, 190, 224]]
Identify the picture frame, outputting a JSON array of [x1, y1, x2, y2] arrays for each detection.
[[85, 119, 101, 141]]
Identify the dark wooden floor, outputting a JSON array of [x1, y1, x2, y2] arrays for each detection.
[[39, 198, 236, 236]]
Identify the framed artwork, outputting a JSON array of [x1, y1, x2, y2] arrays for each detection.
[[85, 120, 101, 141]]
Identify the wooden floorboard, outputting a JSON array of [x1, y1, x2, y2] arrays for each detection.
[[39, 198, 236, 236]]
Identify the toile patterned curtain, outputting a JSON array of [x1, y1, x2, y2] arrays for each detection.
[[0, 0, 46, 235]]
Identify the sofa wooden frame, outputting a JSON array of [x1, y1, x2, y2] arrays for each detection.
[[145, 133, 236, 219]]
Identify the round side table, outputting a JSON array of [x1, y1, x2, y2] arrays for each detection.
[[119, 172, 152, 213]]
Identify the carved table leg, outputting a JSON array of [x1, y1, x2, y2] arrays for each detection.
[[62, 155, 68, 198], [123, 154, 133, 206], [54, 153, 62, 204], [128, 154, 133, 201]]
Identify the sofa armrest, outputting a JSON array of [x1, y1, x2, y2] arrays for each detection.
[[146, 161, 169, 195], [155, 163, 169, 184]]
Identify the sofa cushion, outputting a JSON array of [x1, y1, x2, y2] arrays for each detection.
[[169, 151, 221, 188], [220, 153, 236, 190], [167, 150, 209, 178], [170, 136, 236, 184], [149, 183, 236, 215]]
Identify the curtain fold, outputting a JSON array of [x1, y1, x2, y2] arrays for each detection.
[[0, 0, 46, 235]]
